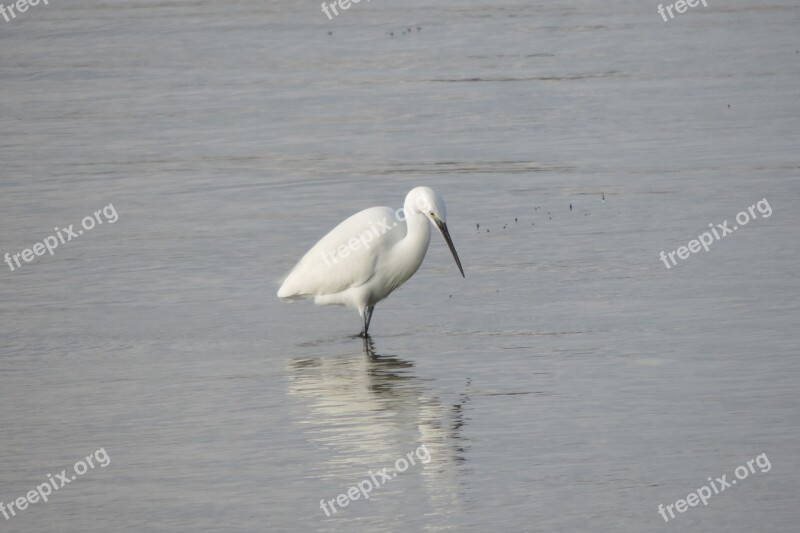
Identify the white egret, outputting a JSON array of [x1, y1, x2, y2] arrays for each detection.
[[277, 186, 465, 336]]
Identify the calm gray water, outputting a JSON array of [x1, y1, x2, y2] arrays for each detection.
[[1, 0, 799, 531]]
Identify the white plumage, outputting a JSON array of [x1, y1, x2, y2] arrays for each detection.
[[278, 187, 464, 336]]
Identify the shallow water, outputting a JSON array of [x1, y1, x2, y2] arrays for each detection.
[[1, 0, 799, 531]]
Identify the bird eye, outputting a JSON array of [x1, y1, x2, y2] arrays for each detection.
[[429, 212, 434, 216]]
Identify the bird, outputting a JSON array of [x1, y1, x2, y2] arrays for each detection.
[[277, 187, 465, 337]]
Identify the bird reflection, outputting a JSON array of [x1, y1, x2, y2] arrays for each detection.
[[286, 336, 471, 519]]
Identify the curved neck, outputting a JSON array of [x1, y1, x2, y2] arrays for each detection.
[[395, 207, 431, 271], [403, 206, 431, 244]]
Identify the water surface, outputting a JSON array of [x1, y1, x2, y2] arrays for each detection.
[[1, 0, 799, 531]]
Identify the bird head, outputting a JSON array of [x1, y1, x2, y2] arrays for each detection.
[[405, 187, 465, 278]]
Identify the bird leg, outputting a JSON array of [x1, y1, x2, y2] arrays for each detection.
[[358, 306, 375, 337], [365, 306, 375, 331], [359, 310, 368, 337]]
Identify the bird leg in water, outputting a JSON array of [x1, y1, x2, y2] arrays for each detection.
[[359, 306, 375, 337], [365, 306, 375, 331]]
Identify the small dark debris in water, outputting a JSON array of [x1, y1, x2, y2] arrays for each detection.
[[531, 222, 535, 225], [389, 31, 394, 36], [728, 104, 731, 109], [408, 27, 412, 32], [476, 223, 480, 231], [569, 204, 572, 211], [503, 224, 507, 229], [486, 229, 490, 233], [417, 26, 421, 31], [515, 217, 518, 223], [328, 31, 333, 35], [449, 295, 452, 298], [602, 192, 605, 202]]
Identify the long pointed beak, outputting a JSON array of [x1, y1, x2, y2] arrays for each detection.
[[434, 218, 465, 278]]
